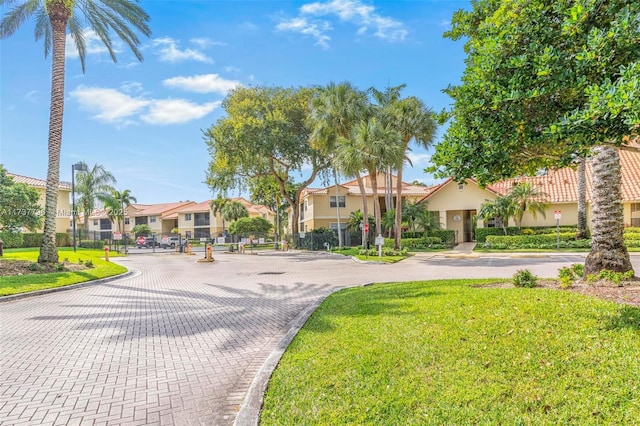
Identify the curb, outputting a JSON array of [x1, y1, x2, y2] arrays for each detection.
[[0, 269, 136, 303], [233, 282, 370, 426]]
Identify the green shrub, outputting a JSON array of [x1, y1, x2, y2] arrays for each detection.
[[571, 263, 584, 277], [586, 270, 634, 286], [358, 247, 407, 257], [558, 267, 575, 288], [84, 259, 94, 268], [483, 233, 581, 249], [475, 226, 578, 242], [512, 269, 538, 288], [521, 228, 535, 235], [0, 232, 23, 248], [429, 229, 456, 247]]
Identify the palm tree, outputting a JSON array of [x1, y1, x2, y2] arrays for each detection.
[[371, 86, 437, 249], [222, 200, 248, 242], [508, 182, 549, 229], [402, 199, 429, 233], [310, 82, 370, 247], [350, 117, 403, 234], [478, 196, 514, 236], [105, 189, 137, 233], [381, 209, 396, 238], [416, 210, 441, 237], [75, 163, 116, 235], [584, 146, 633, 275], [576, 156, 588, 239], [1, 0, 151, 263], [210, 196, 229, 236]]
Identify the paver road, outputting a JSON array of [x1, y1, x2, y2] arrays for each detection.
[[0, 251, 625, 425]]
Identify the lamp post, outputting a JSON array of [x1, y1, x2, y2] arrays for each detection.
[[72, 162, 88, 252]]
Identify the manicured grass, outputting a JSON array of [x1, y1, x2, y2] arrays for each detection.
[[331, 247, 410, 263], [0, 248, 127, 296], [261, 279, 640, 425]]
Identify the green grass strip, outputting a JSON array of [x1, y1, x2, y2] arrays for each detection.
[[261, 279, 640, 425], [0, 248, 127, 296]]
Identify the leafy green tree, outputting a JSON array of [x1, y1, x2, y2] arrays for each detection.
[[402, 199, 429, 233], [228, 217, 272, 236], [430, 0, 638, 274], [104, 189, 137, 233], [248, 175, 296, 239], [75, 163, 116, 232], [131, 224, 150, 236], [205, 86, 330, 237], [0, 0, 151, 263], [508, 183, 549, 230], [310, 82, 371, 247], [210, 196, 229, 236], [222, 201, 248, 223], [0, 165, 43, 231], [370, 85, 437, 249], [415, 210, 441, 237]]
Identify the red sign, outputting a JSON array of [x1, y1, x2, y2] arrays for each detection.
[[554, 210, 562, 220], [137, 236, 146, 245], [364, 223, 369, 233]]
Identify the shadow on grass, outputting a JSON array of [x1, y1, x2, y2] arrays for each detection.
[[603, 305, 640, 331]]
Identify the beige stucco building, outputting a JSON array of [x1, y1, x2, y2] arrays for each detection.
[[291, 150, 640, 243], [7, 172, 72, 234]]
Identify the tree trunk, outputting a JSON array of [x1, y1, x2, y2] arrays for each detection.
[[39, 3, 69, 263], [576, 156, 588, 239], [370, 172, 382, 236], [584, 146, 633, 275], [333, 168, 343, 247], [394, 166, 404, 250], [355, 173, 368, 249]]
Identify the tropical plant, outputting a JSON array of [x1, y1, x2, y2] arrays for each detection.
[[370, 85, 437, 249], [402, 199, 429, 233], [131, 224, 151, 236], [222, 201, 248, 224], [507, 182, 549, 229], [105, 189, 136, 233], [0, 0, 151, 263], [381, 209, 396, 238], [478, 196, 514, 236], [74, 163, 116, 232], [415, 210, 441, 236], [210, 196, 228, 235], [228, 216, 272, 236]]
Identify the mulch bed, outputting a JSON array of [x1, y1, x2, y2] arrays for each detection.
[[0, 259, 88, 276]]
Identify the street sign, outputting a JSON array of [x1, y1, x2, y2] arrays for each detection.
[[113, 231, 122, 241], [136, 236, 146, 246], [162, 235, 169, 244], [364, 223, 369, 233], [554, 210, 562, 220], [375, 235, 384, 246]]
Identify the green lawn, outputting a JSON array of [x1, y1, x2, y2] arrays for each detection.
[[0, 248, 127, 296], [261, 279, 640, 425], [330, 247, 411, 263]]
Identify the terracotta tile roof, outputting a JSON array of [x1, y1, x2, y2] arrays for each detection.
[[7, 172, 72, 191], [174, 200, 212, 213], [303, 174, 434, 197], [489, 149, 640, 203], [131, 201, 196, 218]]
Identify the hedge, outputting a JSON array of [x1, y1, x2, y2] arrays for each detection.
[[475, 226, 579, 243], [483, 232, 584, 249], [383, 236, 446, 250], [0, 232, 70, 248]]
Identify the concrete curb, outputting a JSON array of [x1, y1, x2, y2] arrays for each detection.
[[234, 282, 367, 426], [0, 269, 136, 303]]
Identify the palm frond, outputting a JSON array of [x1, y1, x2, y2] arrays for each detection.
[[0, 0, 41, 38]]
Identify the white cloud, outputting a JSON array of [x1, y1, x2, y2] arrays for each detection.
[[276, 0, 407, 48], [70, 85, 218, 126], [152, 37, 213, 63], [406, 152, 432, 167], [66, 29, 122, 58], [24, 90, 41, 103], [276, 17, 332, 49], [190, 37, 226, 48], [224, 66, 241, 73], [120, 81, 144, 94], [141, 99, 220, 125], [162, 74, 240, 95], [70, 85, 149, 124]]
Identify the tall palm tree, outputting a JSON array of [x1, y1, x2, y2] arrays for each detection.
[[576, 156, 588, 239], [75, 163, 116, 234], [478, 196, 514, 236], [310, 82, 370, 247], [584, 146, 633, 275], [350, 117, 403, 234], [105, 189, 137, 233], [508, 182, 549, 229], [0, 0, 151, 263], [222, 201, 249, 242], [371, 86, 437, 249]]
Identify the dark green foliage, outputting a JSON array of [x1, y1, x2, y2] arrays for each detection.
[[512, 269, 538, 288], [429, 229, 456, 247], [301, 228, 338, 251], [0, 165, 43, 231], [383, 237, 444, 250], [0, 232, 23, 248], [228, 216, 273, 236], [475, 226, 578, 243], [0, 232, 70, 248]]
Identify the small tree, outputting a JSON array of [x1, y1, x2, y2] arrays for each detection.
[[229, 217, 273, 237], [131, 224, 151, 236], [0, 166, 43, 231], [479, 196, 514, 235], [508, 183, 548, 229]]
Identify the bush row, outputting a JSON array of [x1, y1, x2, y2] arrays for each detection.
[[475, 226, 579, 243], [0, 232, 70, 248]]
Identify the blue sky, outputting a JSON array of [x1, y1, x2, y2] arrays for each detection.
[[0, 0, 468, 204]]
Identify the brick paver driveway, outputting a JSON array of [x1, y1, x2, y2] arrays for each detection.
[[0, 251, 605, 425]]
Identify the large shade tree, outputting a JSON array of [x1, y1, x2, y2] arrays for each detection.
[[0, 165, 43, 231], [430, 0, 639, 274], [0, 0, 151, 263], [205, 86, 330, 236]]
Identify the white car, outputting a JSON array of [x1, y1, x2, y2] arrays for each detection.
[[160, 236, 181, 249]]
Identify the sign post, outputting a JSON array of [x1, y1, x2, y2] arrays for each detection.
[[554, 210, 562, 249], [375, 234, 384, 258]]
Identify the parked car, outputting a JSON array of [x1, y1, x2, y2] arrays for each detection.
[[161, 236, 181, 249], [136, 235, 160, 248]]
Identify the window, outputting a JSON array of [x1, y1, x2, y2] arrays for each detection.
[[124, 218, 130, 225], [631, 203, 640, 227], [194, 212, 210, 227], [194, 228, 210, 239], [150, 216, 156, 223], [329, 196, 346, 208], [93, 219, 98, 226], [304, 200, 308, 211], [185, 213, 192, 221]]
